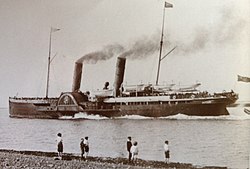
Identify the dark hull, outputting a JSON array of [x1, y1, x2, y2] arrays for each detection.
[[9, 101, 76, 119], [9, 99, 229, 119], [83, 102, 229, 117]]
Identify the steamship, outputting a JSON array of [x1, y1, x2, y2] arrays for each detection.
[[9, 2, 238, 119], [9, 56, 238, 119]]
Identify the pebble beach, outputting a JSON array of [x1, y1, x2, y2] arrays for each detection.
[[0, 149, 226, 169]]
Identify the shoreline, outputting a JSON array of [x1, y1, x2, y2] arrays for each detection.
[[0, 149, 226, 169]]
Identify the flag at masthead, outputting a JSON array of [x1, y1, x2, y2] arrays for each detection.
[[165, 1, 173, 8], [238, 75, 250, 83]]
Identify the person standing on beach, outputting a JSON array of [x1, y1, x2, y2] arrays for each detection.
[[56, 133, 63, 159], [130, 141, 139, 162], [127, 136, 132, 161], [80, 138, 85, 159], [164, 140, 170, 163], [84, 136, 89, 159]]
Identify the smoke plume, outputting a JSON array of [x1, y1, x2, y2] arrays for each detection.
[[77, 33, 163, 63], [120, 34, 161, 59], [174, 7, 247, 55], [77, 44, 125, 63], [77, 7, 247, 63]]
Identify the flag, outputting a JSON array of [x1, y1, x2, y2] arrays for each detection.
[[238, 75, 250, 83], [165, 1, 173, 8], [51, 27, 60, 33]]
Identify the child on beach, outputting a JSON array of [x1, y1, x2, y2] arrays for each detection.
[[80, 138, 85, 159], [84, 136, 89, 159], [164, 140, 170, 163], [130, 141, 139, 162], [127, 136, 132, 161], [56, 133, 63, 159]]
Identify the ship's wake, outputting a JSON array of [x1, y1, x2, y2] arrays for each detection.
[[59, 107, 250, 120], [159, 107, 250, 120], [59, 112, 109, 120]]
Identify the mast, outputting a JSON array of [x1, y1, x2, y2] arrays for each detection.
[[45, 27, 60, 98], [156, 2, 173, 85]]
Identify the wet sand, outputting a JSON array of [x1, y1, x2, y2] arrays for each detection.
[[0, 149, 226, 169]]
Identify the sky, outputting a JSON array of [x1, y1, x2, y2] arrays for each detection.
[[0, 0, 249, 107]]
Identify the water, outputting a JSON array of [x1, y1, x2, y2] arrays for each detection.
[[0, 107, 250, 168]]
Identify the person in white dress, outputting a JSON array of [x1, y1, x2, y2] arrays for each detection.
[[130, 141, 139, 162]]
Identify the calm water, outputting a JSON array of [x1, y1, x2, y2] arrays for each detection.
[[0, 107, 249, 168]]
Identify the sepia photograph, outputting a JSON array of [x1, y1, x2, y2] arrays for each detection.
[[0, 0, 249, 168]]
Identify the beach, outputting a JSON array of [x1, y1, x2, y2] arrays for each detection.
[[0, 149, 226, 169]]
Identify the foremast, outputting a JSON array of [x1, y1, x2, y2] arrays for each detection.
[[45, 27, 60, 98]]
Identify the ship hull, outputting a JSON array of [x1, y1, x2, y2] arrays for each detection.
[[8, 97, 74, 119], [9, 101, 59, 119], [9, 101, 78, 119], [9, 98, 229, 119], [82, 102, 229, 117]]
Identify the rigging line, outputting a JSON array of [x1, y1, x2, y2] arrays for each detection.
[[51, 64, 60, 94], [50, 52, 58, 63], [160, 46, 177, 61]]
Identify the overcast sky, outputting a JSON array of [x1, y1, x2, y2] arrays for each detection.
[[0, 0, 249, 107]]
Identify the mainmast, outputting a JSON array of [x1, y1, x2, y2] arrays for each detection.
[[156, 2, 173, 85], [45, 27, 60, 98]]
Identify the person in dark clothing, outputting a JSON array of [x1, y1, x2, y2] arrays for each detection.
[[127, 136, 132, 161], [164, 140, 170, 163], [84, 136, 89, 159], [103, 82, 109, 90], [80, 138, 85, 159], [56, 133, 63, 159]]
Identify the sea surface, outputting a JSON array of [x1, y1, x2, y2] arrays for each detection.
[[0, 107, 249, 169]]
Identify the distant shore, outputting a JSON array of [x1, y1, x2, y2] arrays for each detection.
[[0, 149, 226, 169]]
